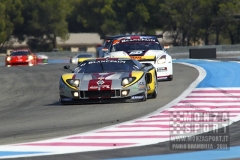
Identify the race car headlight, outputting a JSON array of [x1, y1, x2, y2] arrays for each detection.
[[121, 90, 130, 96], [6, 57, 11, 61], [28, 55, 33, 60], [122, 77, 136, 86], [156, 55, 166, 64], [66, 79, 80, 87], [72, 59, 76, 63]]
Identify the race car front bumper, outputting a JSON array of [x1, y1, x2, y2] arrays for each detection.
[[59, 74, 148, 104], [60, 92, 146, 104]]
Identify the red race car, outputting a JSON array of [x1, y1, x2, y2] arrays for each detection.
[[5, 49, 37, 66]]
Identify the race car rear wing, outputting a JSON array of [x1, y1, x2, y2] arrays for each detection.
[[100, 34, 163, 40], [141, 34, 163, 38]]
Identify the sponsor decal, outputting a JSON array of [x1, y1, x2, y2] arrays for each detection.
[[138, 82, 145, 89], [89, 86, 98, 89], [89, 85, 110, 89], [131, 95, 144, 99], [157, 67, 167, 72], [132, 81, 145, 90], [121, 38, 156, 42], [113, 39, 121, 45], [138, 85, 145, 89], [97, 79, 105, 86], [130, 56, 143, 60], [129, 51, 143, 55], [88, 60, 126, 64], [61, 98, 72, 101], [101, 85, 110, 88], [79, 63, 86, 67], [88, 80, 112, 90]]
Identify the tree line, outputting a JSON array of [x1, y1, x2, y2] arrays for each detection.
[[0, 0, 240, 51]]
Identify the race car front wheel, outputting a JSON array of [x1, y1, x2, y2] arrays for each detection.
[[59, 98, 67, 105], [59, 95, 71, 105], [151, 75, 158, 98]]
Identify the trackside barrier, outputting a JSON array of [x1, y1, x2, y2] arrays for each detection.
[[189, 48, 216, 59]]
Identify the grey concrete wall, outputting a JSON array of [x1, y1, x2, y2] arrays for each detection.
[[166, 45, 240, 59], [166, 44, 240, 53], [1, 44, 240, 60]]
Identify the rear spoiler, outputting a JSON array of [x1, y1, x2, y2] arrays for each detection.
[[141, 34, 163, 38], [100, 34, 163, 40]]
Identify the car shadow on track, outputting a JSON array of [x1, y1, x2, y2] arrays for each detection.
[[46, 99, 147, 106]]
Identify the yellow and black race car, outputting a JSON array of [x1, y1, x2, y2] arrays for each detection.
[[59, 58, 158, 104]]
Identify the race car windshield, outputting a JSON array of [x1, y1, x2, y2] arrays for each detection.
[[10, 51, 30, 56], [77, 60, 141, 73], [111, 42, 162, 52], [103, 40, 112, 48]]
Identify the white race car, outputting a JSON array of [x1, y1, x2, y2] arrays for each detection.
[[104, 35, 173, 81], [70, 53, 93, 64]]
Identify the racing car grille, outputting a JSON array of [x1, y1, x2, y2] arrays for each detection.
[[80, 90, 120, 98]]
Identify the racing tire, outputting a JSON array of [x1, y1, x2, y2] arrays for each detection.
[[60, 99, 67, 105], [59, 98, 68, 105], [167, 75, 173, 81], [59, 95, 70, 105], [151, 76, 158, 99]]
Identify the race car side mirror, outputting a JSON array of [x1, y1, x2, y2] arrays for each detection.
[[63, 65, 70, 69], [64, 65, 74, 72]]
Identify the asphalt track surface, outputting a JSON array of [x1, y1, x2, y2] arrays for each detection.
[[0, 62, 199, 159], [1, 61, 239, 160]]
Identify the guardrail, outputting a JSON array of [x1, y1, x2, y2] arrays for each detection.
[[166, 44, 240, 59], [1, 44, 240, 59], [166, 44, 240, 54], [35, 51, 97, 59]]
